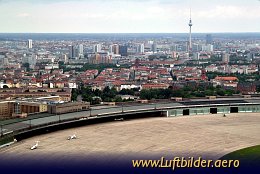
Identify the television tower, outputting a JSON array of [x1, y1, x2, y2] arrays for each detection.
[[188, 9, 193, 53]]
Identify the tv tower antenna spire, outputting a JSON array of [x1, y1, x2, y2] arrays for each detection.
[[188, 8, 193, 54]]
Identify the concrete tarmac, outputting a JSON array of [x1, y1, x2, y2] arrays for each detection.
[[1, 113, 260, 161]]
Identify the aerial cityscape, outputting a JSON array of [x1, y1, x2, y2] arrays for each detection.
[[0, 0, 260, 174], [0, 32, 260, 116]]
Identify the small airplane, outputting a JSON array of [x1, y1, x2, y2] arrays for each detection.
[[67, 134, 77, 140], [114, 118, 124, 121], [31, 141, 40, 150]]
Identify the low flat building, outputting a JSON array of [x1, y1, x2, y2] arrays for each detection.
[[0, 88, 72, 102], [18, 102, 48, 114], [0, 101, 14, 119], [47, 102, 90, 114], [142, 84, 169, 90], [0, 100, 48, 119]]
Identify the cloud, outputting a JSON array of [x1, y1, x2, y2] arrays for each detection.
[[0, 0, 259, 33], [17, 13, 30, 17], [195, 5, 260, 19]]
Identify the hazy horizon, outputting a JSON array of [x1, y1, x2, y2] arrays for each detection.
[[1, 32, 260, 41], [0, 32, 260, 34]]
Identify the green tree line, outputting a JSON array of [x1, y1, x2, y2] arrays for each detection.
[[72, 85, 238, 104]]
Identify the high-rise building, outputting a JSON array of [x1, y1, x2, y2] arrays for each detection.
[[22, 54, 37, 69], [172, 51, 178, 60], [222, 53, 230, 64], [148, 41, 154, 45], [193, 52, 200, 60], [69, 45, 80, 59], [3, 57, 9, 65], [173, 44, 179, 52], [247, 52, 254, 61], [79, 44, 84, 55], [93, 44, 102, 53], [28, 54, 37, 69], [192, 44, 200, 52], [110, 44, 119, 54], [206, 34, 213, 45], [69, 45, 75, 59], [74, 47, 79, 58], [119, 45, 128, 56], [28, 39, 33, 49], [88, 53, 111, 64], [62, 54, 68, 64], [152, 43, 157, 53], [136, 44, 145, 54], [202, 44, 214, 52], [109, 45, 113, 54]]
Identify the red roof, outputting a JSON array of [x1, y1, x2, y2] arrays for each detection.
[[142, 84, 169, 89], [215, 76, 238, 81]]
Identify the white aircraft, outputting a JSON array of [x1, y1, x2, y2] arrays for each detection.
[[31, 141, 40, 150], [67, 134, 77, 140]]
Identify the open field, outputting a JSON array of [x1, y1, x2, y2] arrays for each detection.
[[1, 113, 260, 161], [221, 145, 260, 165]]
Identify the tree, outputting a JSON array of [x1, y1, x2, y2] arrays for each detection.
[[82, 94, 92, 102], [225, 89, 235, 96], [94, 89, 102, 97], [119, 89, 135, 95], [140, 90, 152, 100], [205, 89, 214, 96], [101, 87, 118, 101], [114, 96, 123, 102], [216, 89, 225, 96], [71, 89, 78, 101]]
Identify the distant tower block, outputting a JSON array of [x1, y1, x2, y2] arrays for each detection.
[[28, 39, 33, 49], [206, 34, 213, 45], [79, 44, 84, 55], [222, 53, 230, 64], [188, 10, 193, 53]]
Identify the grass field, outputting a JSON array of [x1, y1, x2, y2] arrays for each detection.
[[221, 145, 260, 166], [0, 135, 14, 146]]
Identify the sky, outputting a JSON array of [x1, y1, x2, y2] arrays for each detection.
[[0, 0, 260, 33]]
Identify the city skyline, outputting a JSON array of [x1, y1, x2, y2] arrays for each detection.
[[0, 0, 260, 33]]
